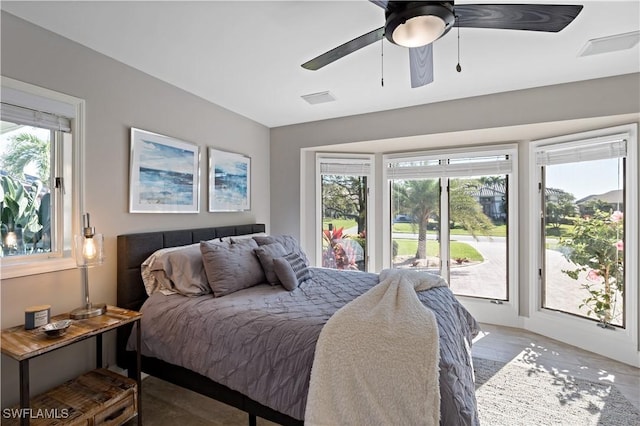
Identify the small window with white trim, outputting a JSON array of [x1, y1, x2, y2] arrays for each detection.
[[317, 155, 373, 272], [0, 77, 84, 278]]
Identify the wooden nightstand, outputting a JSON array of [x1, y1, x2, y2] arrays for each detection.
[[1, 306, 142, 426]]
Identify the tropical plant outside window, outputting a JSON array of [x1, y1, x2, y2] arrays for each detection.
[[321, 173, 367, 271], [0, 121, 52, 257], [560, 209, 624, 328], [1, 80, 80, 277]]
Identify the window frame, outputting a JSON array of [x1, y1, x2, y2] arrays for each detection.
[[528, 124, 639, 365], [382, 144, 520, 325], [315, 154, 375, 271], [0, 76, 85, 279]]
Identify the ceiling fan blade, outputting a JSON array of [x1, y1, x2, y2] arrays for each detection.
[[454, 4, 583, 32], [409, 44, 434, 88], [369, 0, 389, 10], [301, 27, 385, 71]]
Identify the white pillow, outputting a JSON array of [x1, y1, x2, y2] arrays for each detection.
[[141, 245, 189, 296], [141, 239, 230, 296]]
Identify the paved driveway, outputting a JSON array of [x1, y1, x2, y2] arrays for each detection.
[[393, 233, 623, 325]]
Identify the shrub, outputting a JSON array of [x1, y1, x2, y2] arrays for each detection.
[[560, 210, 624, 327]]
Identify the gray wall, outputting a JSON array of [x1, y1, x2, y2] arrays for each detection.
[[270, 73, 640, 238], [1, 12, 270, 406]]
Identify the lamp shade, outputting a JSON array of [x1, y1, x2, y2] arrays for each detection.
[[74, 233, 104, 267]]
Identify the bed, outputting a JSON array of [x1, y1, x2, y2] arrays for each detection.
[[116, 223, 480, 425]]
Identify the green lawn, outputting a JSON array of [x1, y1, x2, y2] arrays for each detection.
[[322, 219, 357, 232], [449, 241, 484, 261], [450, 226, 506, 237], [392, 223, 507, 237], [393, 238, 484, 261]]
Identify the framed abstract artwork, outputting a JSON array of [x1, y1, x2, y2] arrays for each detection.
[[208, 148, 251, 212], [129, 128, 200, 213]]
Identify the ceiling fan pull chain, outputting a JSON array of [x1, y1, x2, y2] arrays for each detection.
[[381, 37, 384, 87], [456, 17, 462, 73]]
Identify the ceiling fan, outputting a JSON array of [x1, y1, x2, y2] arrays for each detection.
[[301, 1, 583, 88]]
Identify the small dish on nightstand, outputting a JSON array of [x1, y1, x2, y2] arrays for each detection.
[[42, 320, 72, 338]]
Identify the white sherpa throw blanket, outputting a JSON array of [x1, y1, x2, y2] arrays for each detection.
[[305, 269, 447, 426]]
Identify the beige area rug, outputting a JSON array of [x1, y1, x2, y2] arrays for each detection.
[[474, 357, 640, 426]]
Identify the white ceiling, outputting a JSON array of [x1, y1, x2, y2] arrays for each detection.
[[3, 0, 640, 128]]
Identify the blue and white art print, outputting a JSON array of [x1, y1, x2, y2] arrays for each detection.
[[209, 148, 251, 212], [129, 128, 200, 213]]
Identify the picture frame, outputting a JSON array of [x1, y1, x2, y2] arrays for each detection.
[[129, 128, 200, 213], [208, 148, 251, 212]]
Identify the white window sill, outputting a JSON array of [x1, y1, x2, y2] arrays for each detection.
[[0, 257, 77, 279]]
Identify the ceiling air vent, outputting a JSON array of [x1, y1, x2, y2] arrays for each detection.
[[301, 91, 336, 105], [578, 30, 640, 57]]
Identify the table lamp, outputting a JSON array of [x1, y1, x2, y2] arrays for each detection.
[[70, 213, 106, 319]]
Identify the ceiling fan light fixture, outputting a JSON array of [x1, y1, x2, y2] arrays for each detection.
[[392, 15, 446, 48], [385, 2, 455, 48]]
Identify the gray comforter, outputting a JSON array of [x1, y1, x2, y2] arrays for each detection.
[[130, 267, 480, 425]]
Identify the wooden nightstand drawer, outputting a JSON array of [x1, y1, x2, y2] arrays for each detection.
[[93, 389, 136, 425]]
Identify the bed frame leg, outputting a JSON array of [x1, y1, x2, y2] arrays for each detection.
[[249, 413, 257, 426]]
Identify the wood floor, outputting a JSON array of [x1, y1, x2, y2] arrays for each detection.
[[130, 323, 640, 425]]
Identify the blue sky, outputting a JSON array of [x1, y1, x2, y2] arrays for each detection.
[[546, 158, 623, 200]]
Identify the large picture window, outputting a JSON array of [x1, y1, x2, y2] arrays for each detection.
[[529, 124, 638, 364], [385, 146, 516, 303], [537, 136, 628, 328]]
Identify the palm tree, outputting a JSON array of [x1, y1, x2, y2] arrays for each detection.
[[1, 133, 50, 182], [394, 178, 494, 259], [478, 175, 505, 187], [393, 179, 439, 259], [449, 179, 495, 238]]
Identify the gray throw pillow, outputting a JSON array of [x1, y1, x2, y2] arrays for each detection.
[[254, 242, 287, 285], [273, 252, 311, 291], [253, 235, 310, 266], [200, 239, 267, 297]]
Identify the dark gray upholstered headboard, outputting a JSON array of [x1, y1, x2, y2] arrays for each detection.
[[116, 223, 265, 312], [116, 223, 265, 367]]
